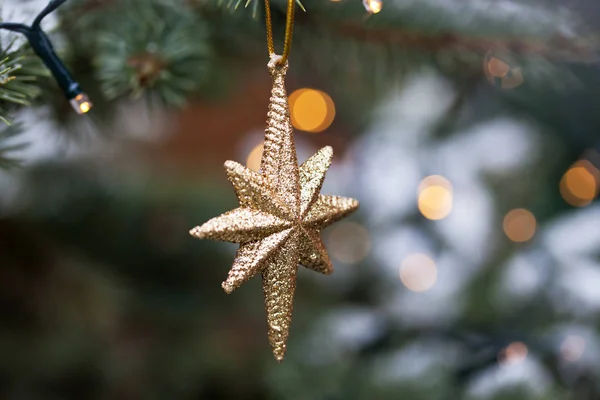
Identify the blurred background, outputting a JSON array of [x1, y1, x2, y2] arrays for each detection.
[[1, 0, 600, 399]]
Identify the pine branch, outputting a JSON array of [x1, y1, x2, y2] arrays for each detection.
[[56, 0, 598, 116], [0, 41, 48, 168], [304, 17, 598, 63], [0, 122, 27, 169], [228, 0, 598, 63], [215, 0, 305, 16], [0, 41, 48, 122], [0, 56, 44, 122], [62, 0, 212, 107]]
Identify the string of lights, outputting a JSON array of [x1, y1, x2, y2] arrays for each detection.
[[0, 0, 91, 114]]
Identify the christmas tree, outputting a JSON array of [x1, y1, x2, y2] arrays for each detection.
[[0, 0, 599, 398]]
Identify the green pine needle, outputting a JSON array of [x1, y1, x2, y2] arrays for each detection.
[[0, 41, 47, 168], [0, 122, 28, 169], [95, 0, 211, 107], [223, 0, 306, 13]]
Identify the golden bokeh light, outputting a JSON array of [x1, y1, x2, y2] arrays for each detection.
[[327, 221, 371, 264], [499, 342, 528, 365], [418, 175, 453, 220], [363, 0, 383, 13], [503, 208, 536, 243], [483, 53, 524, 89], [487, 57, 511, 78], [289, 89, 336, 133], [246, 143, 264, 172], [561, 335, 586, 362], [560, 161, 599, 207], [399, 254, 438, 292]]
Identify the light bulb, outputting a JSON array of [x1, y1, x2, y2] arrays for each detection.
[[70, 93, 93, 114], [363, 0, 382, 14]]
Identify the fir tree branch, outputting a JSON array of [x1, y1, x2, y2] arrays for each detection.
[[224, 0, 598, 63], [0, 122, 27, 169], [0, 42, 48, 168], [300, 16, 599, 63], [0, 49, 47, 123]]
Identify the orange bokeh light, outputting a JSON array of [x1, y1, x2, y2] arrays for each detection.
[[289, 89, 336, 133], [560, 161, 599, 207], [246, 143, 264, 172], [503, 208, 536, 243], [483, 53, 524, 89], [487, 57, 511, 78]]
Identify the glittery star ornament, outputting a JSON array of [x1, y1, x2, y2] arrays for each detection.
[[190, 59, 359, 361]]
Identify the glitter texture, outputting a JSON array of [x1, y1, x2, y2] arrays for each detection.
[[190, 61, 359, 361]]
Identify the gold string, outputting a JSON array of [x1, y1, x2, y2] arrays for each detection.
[[264, 0, 295, 64]]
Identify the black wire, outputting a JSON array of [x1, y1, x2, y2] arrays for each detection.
[[0, 0, 84, 103], [0, 0, 70, 34], [0, 23, 30, 35], [32, 0, 70, 28]]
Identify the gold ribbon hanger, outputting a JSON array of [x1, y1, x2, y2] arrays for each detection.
[[264, 0, 295, 64]]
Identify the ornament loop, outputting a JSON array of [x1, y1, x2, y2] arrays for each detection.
[[267, 53, 288, 75], [264, 0, 295, 65]]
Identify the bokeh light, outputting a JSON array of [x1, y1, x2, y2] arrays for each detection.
[[289, 89, 336, 133], [363, 0, 383, 13], [246, 143, 264, 172], [399, 254, 438, 292], [327, 221, 371, 264], [560, 161, 599, 207], [487, 57, 511, 78], [484, 53, 524, 89], [71, 93, 93, 114], [418, 175, 453, 220], [561, 335, 586, 362], [503, 208, 536, 243], [499, 342, 528, 365]]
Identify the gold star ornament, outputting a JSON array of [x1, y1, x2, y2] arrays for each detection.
[[190, 60, 359, 361]]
